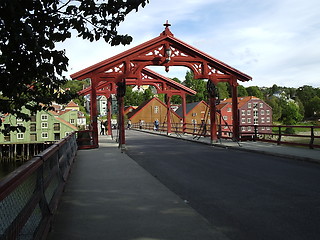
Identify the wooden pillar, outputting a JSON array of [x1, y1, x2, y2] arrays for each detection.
[[209, 96, 218, 143], [166, 94, 172, 134], [90, 78, 99, 147], [231, 78, 239, 141], [117, 80, 126, 150], [107, 96, 112, 136], [182, 93, 187, 133]]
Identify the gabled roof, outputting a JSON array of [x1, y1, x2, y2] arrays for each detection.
[[71, 25, 251, 82], [175, 101, 209, 117], [66, 100, 79, 108], [55, 116, 78, 131], [127, 97, 181, 120], [221, 96, 260, 108]]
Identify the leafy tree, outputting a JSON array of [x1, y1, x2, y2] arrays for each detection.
[[246, 86, 264, 99], [266, 96, 282, 122], [237, 85, 248, 97], [308, 96, 320, 118], [296, 85, 316, 118], [183, 71, 207, 103], [0, 0, 149, 130], [216, 82, 230, 100], [281, 101, 303, 125]]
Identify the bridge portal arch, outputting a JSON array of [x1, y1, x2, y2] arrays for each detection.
[[71, 22, 252, 147]]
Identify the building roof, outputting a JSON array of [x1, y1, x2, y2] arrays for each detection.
[[175, 101, 209, 117], [221, 96, 260, 108], [66, 100, 79, 108], [127, 97, 181, 120], [55, 116, 78, 131]]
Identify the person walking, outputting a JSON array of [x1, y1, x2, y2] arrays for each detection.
[[100, 120, 105, 135]]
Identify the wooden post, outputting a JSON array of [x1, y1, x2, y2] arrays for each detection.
[[166, 94, 172, 134], [231, 78, 239, 141], [107, 96, 112, 136], [90, 78, 99, 148], [182, 93, 187, 133], [209, 96, 218, 143]]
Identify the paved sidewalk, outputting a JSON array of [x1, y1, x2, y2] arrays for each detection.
[[137, 129, 320, 163], [47, 136, 229, 240]]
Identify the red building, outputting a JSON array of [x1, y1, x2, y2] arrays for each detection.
[[218, 96, 273, 137]]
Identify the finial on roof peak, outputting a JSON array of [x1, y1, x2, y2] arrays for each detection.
[[161, 20, 174, 37]]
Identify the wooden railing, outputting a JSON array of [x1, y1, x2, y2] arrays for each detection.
[[132, 122, 320, 149]]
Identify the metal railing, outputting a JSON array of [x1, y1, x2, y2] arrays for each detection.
[[0, 133, 77, 240], [132, 122, 320, 149]]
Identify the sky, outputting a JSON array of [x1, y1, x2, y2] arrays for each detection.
[[57, 0, 320, 88]]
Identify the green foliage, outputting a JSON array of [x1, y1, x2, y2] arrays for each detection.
[[217, 82, 230, 99], [266, 96, 282, 121], [0, 0, 149, 128], [183, 71, 208, 103], [246, 86, 264, 99], [281, 101, 303, 125], [308, 96, 320, 117], [237, 85, 248, 97]]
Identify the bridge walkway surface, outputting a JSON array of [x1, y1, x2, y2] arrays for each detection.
[[47, 135, 229, 240], [47, 131, 319, 240]]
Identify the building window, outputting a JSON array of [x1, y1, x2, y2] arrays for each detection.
[[241, 127, 246, 132], [192, 113, 197, 117], [248, 103, 252, 108], [154, 106, 159, 114], [17, 133, 24, 139], [248, 126, 252, 131], [70, 119, 75, 124], [260, 103, 264, 108], [241, 118, 246, 123], [254, 118, 258, 125], [261, 118, 265, 123], [267, 117, 270, 123], [30, 133, 37, 141], [247, 110, 251, 115], [261, 110, 265, 115], [247, 118, 251, 123], [241, 110, 245, 116], [41, 114, 48, 121], [266, 127, 270, 130], [254, 110, 258, 117], [223, 116, 228, 120], [266, 110, 270, 115], [30, 115, 36, 122], [65, 132, 70, 136], [253, 103, 258, 109], [192, 119, 197, 124], [54, 123, 60, 131], [30, 123, 36, 131], [41, 122, 48, 128], [262, 126, 265, 130], [227, 108, 231, 112], [42, 132, 48, 138]]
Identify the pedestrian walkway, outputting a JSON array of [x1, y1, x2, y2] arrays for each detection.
[[139, 129, 320, 163], [47, 135, 229, 240]]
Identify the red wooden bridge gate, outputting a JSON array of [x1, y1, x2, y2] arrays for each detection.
[[71, 22, 252, 148]]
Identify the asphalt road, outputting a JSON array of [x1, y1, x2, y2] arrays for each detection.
[[125, 130, 320, 240]]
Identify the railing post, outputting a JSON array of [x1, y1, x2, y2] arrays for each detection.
[[309, 126, 314, 149], [277, 126, 282, 145]]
